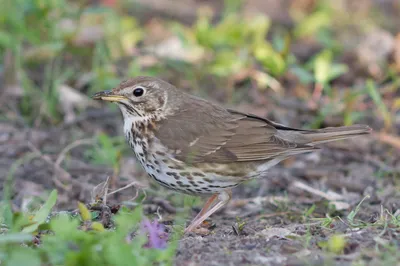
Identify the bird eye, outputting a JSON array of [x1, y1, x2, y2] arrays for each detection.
[[133, 87, 145, 97]]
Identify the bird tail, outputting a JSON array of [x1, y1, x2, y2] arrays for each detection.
[[302, 125, 372, 145]]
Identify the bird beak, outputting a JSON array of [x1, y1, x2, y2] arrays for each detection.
[[92, 90, 126, 102]]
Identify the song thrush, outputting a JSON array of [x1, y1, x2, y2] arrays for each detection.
[[93, 76, 371, 232]]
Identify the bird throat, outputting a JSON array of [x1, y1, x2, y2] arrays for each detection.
[[122, 111, 163, 162]]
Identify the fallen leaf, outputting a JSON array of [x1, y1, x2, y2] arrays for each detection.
[[260, 227, 293, 240]]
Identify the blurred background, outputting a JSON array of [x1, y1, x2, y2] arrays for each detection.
[[0, 0, 399, 264], [1, 0, 399, 130]]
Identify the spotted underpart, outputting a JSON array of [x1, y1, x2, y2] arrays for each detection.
[[121, 112, 244, 195]]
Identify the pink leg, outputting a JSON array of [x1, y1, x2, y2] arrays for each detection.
[[185, 190, 232, 233], [190, 194, 218, 223]]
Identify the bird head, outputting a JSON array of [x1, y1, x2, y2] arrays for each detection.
[[92, 76, 173, 119]]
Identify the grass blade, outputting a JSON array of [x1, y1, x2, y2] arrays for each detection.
[[22, 190, 58, 233]]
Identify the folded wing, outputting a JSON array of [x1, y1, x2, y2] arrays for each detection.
[[154, 98, 316, 164]]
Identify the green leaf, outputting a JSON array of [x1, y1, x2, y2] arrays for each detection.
[[366, 80, 392, 128], [8, 248, 41, 266], [22, 190, 57, 233], [223, 0, 243, 16], [0, 233, 33, 244], [86, 133, 124, 167], [194, 14, 213, 47], [313, 49, 347, 85], [294, 10, 332, 38], [254, 43, 286, 76], [210, 51, 246, 76], [50, 214, 80, 238], [91, 222, 105, 232], [0, 31, 13, 47], [304, 204, 316, 217], [78, 202, 91, 222], [104, 236, 136, 265], [11, 212, 36, 233], [327, 235, 346, 254], [347, 195, 370, 226], [290, 66, 314, 84], [314, 49, 332, 85], [115, 206, 143, 236], [0, 203, 13, 229], [248, 16, 270, 44], [328, 64, 348, 81], [261, 53, 286, 76]]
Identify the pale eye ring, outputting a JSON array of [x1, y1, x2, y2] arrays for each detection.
[[133, 87, 145, 97]]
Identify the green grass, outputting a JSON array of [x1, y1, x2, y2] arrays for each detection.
[[0, 191, 180, 266], [85, 133, 126, 169]]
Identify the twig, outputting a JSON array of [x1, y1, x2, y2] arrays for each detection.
[[152, 198, 177, 214], [27, 142, 72, 191], [107, 181, 147, 197], [292, 181, 344, 201], [229, 195, 289, 207], [255, 211, 293, 220], [308, 83, 323, 110], [91, 176, 110, 204], [156, 206, 163, 221], [55, 138, 94, 167]]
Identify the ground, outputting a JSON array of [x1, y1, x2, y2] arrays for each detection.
[[0, 0, 399, 265], [2, 111, 398, 265]]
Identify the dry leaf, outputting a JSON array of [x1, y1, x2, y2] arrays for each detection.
[[260, 227, 294, 240]]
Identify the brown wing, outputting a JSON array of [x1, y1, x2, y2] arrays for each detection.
[[154, 97, 315, 164]]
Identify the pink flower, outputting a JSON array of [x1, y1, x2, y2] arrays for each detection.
[[140, 219, 168, 249]]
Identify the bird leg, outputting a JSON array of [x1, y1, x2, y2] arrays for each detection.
[[185, 190, 232, 233], [189, 194, 217, 223]]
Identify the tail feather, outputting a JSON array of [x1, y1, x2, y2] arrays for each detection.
[[302, 125, 372, 145]]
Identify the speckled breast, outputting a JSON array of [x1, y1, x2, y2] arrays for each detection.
[[125, 120, 244, 195]]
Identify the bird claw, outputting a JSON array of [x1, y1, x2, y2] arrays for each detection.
[[186, 226, 211, 236]]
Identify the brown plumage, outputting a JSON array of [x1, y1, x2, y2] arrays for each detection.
[[93, 76, 372, 232]]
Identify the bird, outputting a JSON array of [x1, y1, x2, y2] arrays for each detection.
[[92, 76, 371, 232]]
